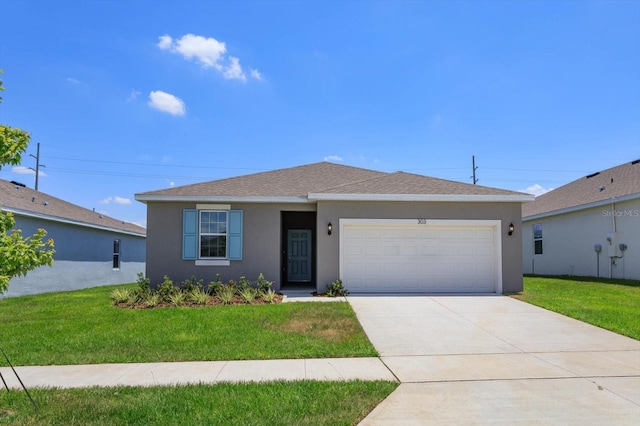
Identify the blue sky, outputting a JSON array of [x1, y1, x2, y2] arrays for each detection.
[[1, 0, 638, 227]]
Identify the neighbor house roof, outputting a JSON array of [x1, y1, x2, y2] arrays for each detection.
[[0, 179, 146, 236], [522, 159, 640, 220], [136, 162, 532, 203]]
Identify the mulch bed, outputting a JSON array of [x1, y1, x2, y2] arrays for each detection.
[[114, 294, 285, 309]]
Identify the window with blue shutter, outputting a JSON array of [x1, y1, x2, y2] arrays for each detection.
[[182, 209, 198, 260], [183, 208, 242, 262], [228, 210, 243, 260]]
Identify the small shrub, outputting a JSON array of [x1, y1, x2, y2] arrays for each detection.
[[238, 276, 252, 292], [217, 285, 236, 305], [240, 287, 257, 304], [260, 288, 277, 304], [136, 273, 151, 298], [144, 292, 160, 308], [126, 291, 140, 305], [168, 291, 185, 307], [326, 279, 349, 297], [256, 273, 273, 292], [111, 288, 132, 305], [181, 276, 204, 293], [207, 274, 224, 295], [189, 288, 211, 305], [157, 275, 179, 302]]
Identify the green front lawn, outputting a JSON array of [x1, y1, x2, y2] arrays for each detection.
[[0, 284, 377, 366], [0, 381, 398, 425], [514, 276, 640, 340]]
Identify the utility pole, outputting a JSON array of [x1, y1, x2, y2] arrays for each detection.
[[471, 155, 478, 184], [29, 142, 45, 191]]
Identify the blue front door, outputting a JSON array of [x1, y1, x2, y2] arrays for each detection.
[[287, 229, 312, 282]]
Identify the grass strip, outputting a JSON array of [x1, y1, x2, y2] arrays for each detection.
[[0, 380, 398, 425], [512, 275, 640, 340], [0, 284, 377, 366]]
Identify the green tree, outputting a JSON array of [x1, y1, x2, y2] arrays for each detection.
[[0, 69, 55, 293]]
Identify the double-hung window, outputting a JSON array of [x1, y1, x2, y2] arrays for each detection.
[[533, 224, 543, 255], [113, 239, 121, 269], [182, 205, 243, 265], [199, 211, 228, 258]]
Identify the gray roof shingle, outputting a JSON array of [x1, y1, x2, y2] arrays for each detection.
[[0, 179, 146, 236], [522, 160, 640, 218], [136, 162, 529, 200]]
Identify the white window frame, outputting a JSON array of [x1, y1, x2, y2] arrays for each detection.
[[113, 239, 121, 270], [533, 224, 543, 255], [196, 204, 231, 266]]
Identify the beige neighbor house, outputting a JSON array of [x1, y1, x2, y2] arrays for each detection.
[[0, 179, 146, 298], [135, 162, 533, 294], [522, 159, 640, 280]]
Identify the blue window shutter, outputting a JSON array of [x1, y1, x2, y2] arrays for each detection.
[[228, 210, 243, 260], [183, 209, 198, 260]]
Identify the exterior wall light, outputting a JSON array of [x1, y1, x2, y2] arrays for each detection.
[[327, 222, 333, 235], [508, 223, 514, 236]]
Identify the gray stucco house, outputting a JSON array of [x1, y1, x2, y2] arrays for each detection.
[[522, 159, 640, 280], [136, 162, 533, 294], [1, 179, 146, 297]]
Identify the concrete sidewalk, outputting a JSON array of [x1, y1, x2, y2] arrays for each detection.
[[0, 357, 395, 389]]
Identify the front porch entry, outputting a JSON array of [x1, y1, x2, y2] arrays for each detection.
[[281, 211, 316, 289]]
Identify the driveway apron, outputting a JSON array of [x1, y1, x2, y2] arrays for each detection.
[[349, 295, 640, 425]]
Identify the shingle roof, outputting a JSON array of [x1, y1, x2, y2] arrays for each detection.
[[522, 160, 640, 218], [136, 162, 530, 202], [315, 171, 525, 196], [0, 179, 146, 236], [137, 162, 386, 198]]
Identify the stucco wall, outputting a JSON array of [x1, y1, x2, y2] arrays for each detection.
[[523, 198, 640, 280], [145, 202, 315, 289], [146, 200, 524, 293], [316, 201, 524, 293], [2, 216, 146, 298]]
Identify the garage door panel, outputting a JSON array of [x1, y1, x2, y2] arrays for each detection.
[[342, 222, 499, 293]]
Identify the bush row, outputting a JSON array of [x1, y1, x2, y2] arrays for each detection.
[[111, 273, 281, 308]]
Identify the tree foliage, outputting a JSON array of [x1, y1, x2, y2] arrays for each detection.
[[0, 68, 55, 293]]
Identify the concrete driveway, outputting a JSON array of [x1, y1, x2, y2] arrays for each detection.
[[348, 295, 640, 425]]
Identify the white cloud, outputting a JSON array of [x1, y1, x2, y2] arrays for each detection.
[[66, 77, 81, 84], [158, 33, 263, 82], [519, 184, 554, 197], [250, 68, 263, 81], [11, 166, 46, 177], [99, 196, 133, 205], [113, 196, 132, 205], [223, 56, 246, 81], [157, 35, 173, 50], [127, 89, 141, 102], [158, 33, 226, 69], [324, 155, 343, 162], [148, 90, 186, 116]]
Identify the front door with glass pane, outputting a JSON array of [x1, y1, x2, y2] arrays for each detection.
[[287, 229, 312, 282]]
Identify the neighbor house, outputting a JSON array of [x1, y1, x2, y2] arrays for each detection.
[[136, 162, 532, 294], [522, 159, 640, 280], [0, 179, 146, 297]]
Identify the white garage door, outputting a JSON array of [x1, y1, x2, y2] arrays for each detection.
[[341, 219, 501, 293]]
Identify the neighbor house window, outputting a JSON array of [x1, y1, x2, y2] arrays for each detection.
[[199, 211, 228, 258], [113, 239, 121, 269], [533, 224, 543, 255]]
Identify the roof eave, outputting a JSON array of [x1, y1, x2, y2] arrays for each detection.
[[2, 207, 146, 237], [523, 192, 640, 221], [307, 193, 534, 202], [134, 195, 311, 204]]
